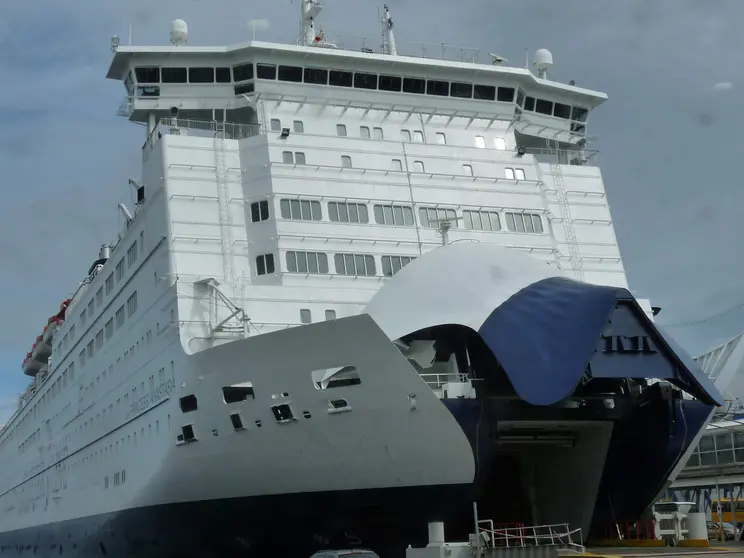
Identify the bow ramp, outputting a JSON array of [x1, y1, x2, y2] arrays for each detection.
[[364, 241, 721, 539]]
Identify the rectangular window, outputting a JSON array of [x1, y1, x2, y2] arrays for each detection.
[[115, 305, 125, 329], [463, 210, 501, 231], [412, 131, 424, 143], [105, 273, 114, 295], [329, 70, 353, 87], [95, 330, 104, 350], [105, 318, 114, 341], [304, 67, 328, 85], [270, 119, 281, 132], [381, 255, 415, 277], [250, 200, 270, 222], [96, 287, 103, 306], [295, 152, 306, 165], [535, 99, 553, 115], [115, 258, 125, 281], [256, 63, 277, 80], [373, 204, 414, 226], [325, 310, 337, 321], [494, 137, 507, 150], [450, 82, 473, 98], [79, 349, 86, 367], [282, 151, 294, 164], [504, 168, 515, 180], [400, 129, 411, 142], [391, 159, 403, 171], [134, 67, 159, 83], [328, 201, 369, 224], [572, 106, 589, 122], [234, 81, 253, 95], [379, 75, 402, 91], [232, 63, 253, 82], [474, 84, 496, 100], [280, 199, 322, 221], [373, 127, 384, 140], [188, 67, 214, 83], [278, 65, 303, 82], [497, 87, 515, 102], [413, 160, 425, 172], [524, 96, 536, 111], [127, 240, 138, 268], [334, 253, 376, 276], [215, 67, 231, 83], [354, 72, 378, 90], [426, 80, 449, 96], [360, 126, 370, 139], [504, 212, 544, 233], [126, 291, 138, 318], [256, 254, 275, 275], [80, 309, 87, 328], [402, 77, 425, 94], [336, 124, 347, 137], [87, 299, 94, 317], [419, 207, 458, 228], [300, 309, 312, 324], [475, 136, 486, 148], [341, 156, 352, 168], [515, 168, 526, 180], [161, 67, 187, 83], [286, 251, 329, 274], [554, 103, 571, 119], [87, 340, 94, 359], [435, 132, 446, 145], [293, 120, 304, 133], [462, 164, 473, 176]]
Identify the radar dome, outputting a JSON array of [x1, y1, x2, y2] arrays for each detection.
[[533, 48, 553, 71], [170, 19, 188, 46]]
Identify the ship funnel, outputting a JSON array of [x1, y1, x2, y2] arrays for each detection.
[[99, 244, 112, 261]]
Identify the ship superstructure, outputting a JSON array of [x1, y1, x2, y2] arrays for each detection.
[[0, 3, 721, 558]]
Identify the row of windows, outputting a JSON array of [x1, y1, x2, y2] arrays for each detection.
[[256, 251, 416, 278], [686, 431, 744, 468], [252, 199, 543, 233], [277, 149, 527, 179], [131, 62, 590, 127], [269, 117, 508, 151], [79, 291, 138, 369]]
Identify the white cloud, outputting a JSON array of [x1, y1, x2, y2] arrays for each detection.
[[713, 81, 733, 92]]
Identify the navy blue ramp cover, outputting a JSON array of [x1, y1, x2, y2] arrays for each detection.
[[476, 276, 723, 407]]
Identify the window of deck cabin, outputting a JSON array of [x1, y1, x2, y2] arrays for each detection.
[[553, 102, 571, 119], [304, 67, 328, 84], [256, 64, 276, 80], [426, 79, 449, 96], [379, 75, 402, 91], [233, 63, 253, 82], [329, 70, 353, 87], [402, 78, 425, 94], [188, 67, 214, 83], [135, 67, 159, 83], [161, 68, 187, 83], [234, 83, 255, 96], [473, 84, 496, 100], [354, 72, 378, 90], [278, 65, 303, 82], [215, 67, 231, 83], [497, 87, 515, 102], [535, 98, 553, 115], [450, 82, 472, 98]]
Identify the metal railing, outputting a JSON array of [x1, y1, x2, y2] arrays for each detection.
[[157, 118, 262, 140], [519, 147, 599, 167], [478, 521, 584, 552], [419, 372, 469, 389]]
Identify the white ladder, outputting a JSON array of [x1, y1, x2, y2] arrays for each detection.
[[214, 122, 235, 288], [549, 145, 583, 279]]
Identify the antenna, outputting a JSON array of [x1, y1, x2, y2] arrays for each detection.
[[382, 4, 397, 56], [170, 19, 188, 46], [429, 216, 463, 246], [299, 0, 323, 46], [532, 48, 553, 79], [110, 35, 120, 53], [489, 53, 507, 65]]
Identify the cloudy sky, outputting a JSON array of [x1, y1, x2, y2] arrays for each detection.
[[0, 0, 741, 421]]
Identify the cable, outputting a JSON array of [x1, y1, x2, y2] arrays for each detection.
[[660, 300, 744, 328]]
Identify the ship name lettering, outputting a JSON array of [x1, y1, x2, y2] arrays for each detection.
[[128, 378, 176, 418]]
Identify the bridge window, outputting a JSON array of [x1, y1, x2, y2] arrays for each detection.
[[135, 67, 159, 83], [379, 75, 402, 91], [256, 254, 275, 276], [504, 212, 543, 234], [381, 255, 415, 277], [516, 89, 525, 106], [234, 83, 255, 95], [328, 201, 369, 224], [334, 253, 376, 276], [474, 84, 496, 100], [304, 67, 328, 84], [280, 199, 322, 221], [329, 70, 353, 87], [403, 77, 425, 94], [553, 102, 571, 119], [524, 96, 536, 111], [497, 87, 515, 102], [535, 98, 553, 115], [450, 82, 472, 98], [256, 63, 276, 80], [278, 65, 303, 82], [161, 67, 187, 83], [286, 251, 329, 274], [232, 63, 253, 82], [426, 79, 449, 96], [216, 67, 231, 83], [188, 67, 214, 83], [572, 106, 589, 122], [373, 204, 414, 226], [354, 72, 378, 90], [137, 86, 160, 97]]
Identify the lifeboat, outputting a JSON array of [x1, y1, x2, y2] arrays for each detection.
[[22, 353, 43, 377], [43, 317, 62, 345], [31, 335, 51, 363]]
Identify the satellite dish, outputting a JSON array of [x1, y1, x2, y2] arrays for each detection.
[[533, 48, 553, 77], [489, 53, 507, 65], [170, 19, 188, 46]]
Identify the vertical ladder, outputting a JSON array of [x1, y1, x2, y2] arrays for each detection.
[[549, 145, 584, 279], [214, 122, 235, 288], [533, 163, 563, 270]]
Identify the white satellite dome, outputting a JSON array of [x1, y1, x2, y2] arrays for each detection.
[[533, 48, 553, 72], [170, 19, 188, 46]]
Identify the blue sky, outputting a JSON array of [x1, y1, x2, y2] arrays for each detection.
[[0, 0, 742, 422]]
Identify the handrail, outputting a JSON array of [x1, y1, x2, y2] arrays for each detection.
[[477, 521, 584, 550]]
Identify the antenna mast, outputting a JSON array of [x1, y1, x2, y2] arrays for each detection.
[[381, 4, 397, 55], [299, 0, 323, 46]]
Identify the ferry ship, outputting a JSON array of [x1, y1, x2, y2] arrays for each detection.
[[0, 2, 722, 557]]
